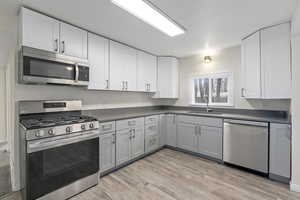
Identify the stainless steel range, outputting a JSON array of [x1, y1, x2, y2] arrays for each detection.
[[19, 100, 100, 200]]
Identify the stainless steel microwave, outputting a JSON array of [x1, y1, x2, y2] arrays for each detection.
[[19, 46, 90, 86]]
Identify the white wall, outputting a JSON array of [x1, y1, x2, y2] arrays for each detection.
[[291, 1, 300, 192], [174, 45, 291, 111], [0, 69, 6, 144]]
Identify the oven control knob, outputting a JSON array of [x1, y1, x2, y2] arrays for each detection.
[[48, 129, 54, 135], [66, 127, 72, 133], [81, 124, 86, 130], [89, 123, 94, 129], [35, 130, 44, 138]]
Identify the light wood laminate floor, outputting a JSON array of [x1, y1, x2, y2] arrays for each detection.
[[70, 149, 300, 200]]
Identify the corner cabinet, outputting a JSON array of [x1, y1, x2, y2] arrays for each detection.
[[153, 57, 179, 99], [110, 41, 137, 91], [241, 22, 291, 99], [88, 33, 109, 90], [137, 51, 157, 92]]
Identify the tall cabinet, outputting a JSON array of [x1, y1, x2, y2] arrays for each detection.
[[241, 22, 291, 99], [88, 33, 109, 90], [110, 41, 137, 91]]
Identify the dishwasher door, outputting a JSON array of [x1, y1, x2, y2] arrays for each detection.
[[223, 119, 269, 173]]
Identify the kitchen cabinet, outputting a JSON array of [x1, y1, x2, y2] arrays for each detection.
[[198, 126, 222, 159], [177, 115, 223, 160], [241, 22, 291, 99], [158, 114, 166, 147], [165, 114, 177, 147], [145, 115, 160, 153], [116, 118, 145, 166], [60, 22, 88, 59], [153, 57, 179, 99], [241, 31, 261, 98], [261, 23, 291, 99], [20, 7, 60, 53], [131, 127, 145, 159], [116, 129, 132, 166], [137, 51, 157, 92], [99, 132, 116, 173], [177, 122, 198, 152], [270, 123, 291, 182], [88, 33, 109, 90], [110, 41, 137, 91]]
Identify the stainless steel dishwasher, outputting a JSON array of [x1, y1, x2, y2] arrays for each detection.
[[223, 119, 269, 173]]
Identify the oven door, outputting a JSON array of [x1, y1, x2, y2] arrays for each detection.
[[26, 132, 99, 200]]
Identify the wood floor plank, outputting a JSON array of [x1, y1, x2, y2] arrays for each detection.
[[69, 149, 300, 200]]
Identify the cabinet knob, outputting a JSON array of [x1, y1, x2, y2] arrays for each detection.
[[61, 41, 65, 54]]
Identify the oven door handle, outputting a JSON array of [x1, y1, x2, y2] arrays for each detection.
[[27, 131, 100, 153], [75, 63, 79, 82]]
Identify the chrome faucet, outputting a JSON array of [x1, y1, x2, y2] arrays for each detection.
[[205, 95, 213, 113]]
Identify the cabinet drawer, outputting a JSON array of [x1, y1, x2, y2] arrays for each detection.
[[116, 117, 144, 130], [99, 121, 116, 134], [145, 115, 159, 125], [145, 124, 158, 135], [145, 134, 159, 153], [177, 115, 223, 128]]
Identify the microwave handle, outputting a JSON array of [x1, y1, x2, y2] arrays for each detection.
[[75, 63, 79, 82]]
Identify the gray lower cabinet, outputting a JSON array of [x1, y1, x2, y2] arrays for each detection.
[[166, 114, 177, 147], [116, 129, 132, 166], [198, 126, 222, 159], [270, 123, 291, 182], [99, 132, 116, 173], [177, 122, 197, 152], [131, 127, 145, 159], [116, 127, 145, 166], [177, 115, 223, 160]]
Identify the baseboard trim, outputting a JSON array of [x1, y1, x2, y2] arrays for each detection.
[[290, 183, 300, 192]]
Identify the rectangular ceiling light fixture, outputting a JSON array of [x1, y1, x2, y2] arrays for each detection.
[[111, 0, 186, 37]]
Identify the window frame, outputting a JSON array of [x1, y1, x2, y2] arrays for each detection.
[[191, 72, 234, 107]]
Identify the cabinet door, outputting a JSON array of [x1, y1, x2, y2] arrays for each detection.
[[198, 126, 222, 159], [261, 23, 291, 99], [158, 114, 166, 147], [88, 33, 109, 90], [177, 122, 198, 152], [153, 57, 179, 98], [21, 8, 59, 53], [116, 129, 131, 166], [270, 123, 291, 179], [145, 134, 159, 153], [60, 22, 88, 59], [166, 115, 177, 147], [110, 41, 137, 91], [137, 51, 157, 92], [241, 32, 261, 98], [99, 132, 116, 173], [131, 127, 145, 159]]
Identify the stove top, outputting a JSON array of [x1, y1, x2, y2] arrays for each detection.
[[21, 115, 97, 130]]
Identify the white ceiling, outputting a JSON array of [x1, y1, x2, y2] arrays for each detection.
[[0, 0, 298, 58]]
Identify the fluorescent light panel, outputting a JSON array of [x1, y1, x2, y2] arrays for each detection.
[[111, 0, 185, 37]]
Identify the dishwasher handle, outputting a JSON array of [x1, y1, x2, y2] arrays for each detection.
[[224, 119, 268, 127]]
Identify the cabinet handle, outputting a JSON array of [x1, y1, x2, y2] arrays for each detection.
[[106, 80, 109, 89], [241, 88, 245, 97], [126, 81, 128, 90], [54, 39, 59, 52], [61, 41, 65, 54], [122, 81, 125, 90]]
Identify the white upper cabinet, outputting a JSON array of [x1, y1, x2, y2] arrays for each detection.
[[20, 7, 60, 53], [241, 22, 291, 99], [153, 57, 179, 99], [137, 51, 157, 92], [261, 23, 291, 99], [110, 41, 137, 91], [241, 32, 261, 98], [88, 33, 109, 90], [60, 22, 88, 59]]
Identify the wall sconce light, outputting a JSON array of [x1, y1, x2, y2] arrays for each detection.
[[204, 56, 212, 64]]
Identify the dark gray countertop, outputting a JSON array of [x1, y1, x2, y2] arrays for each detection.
[[83, 107, 291, 124]]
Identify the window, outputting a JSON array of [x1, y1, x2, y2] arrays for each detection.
[[192, 72, 233, 106]]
